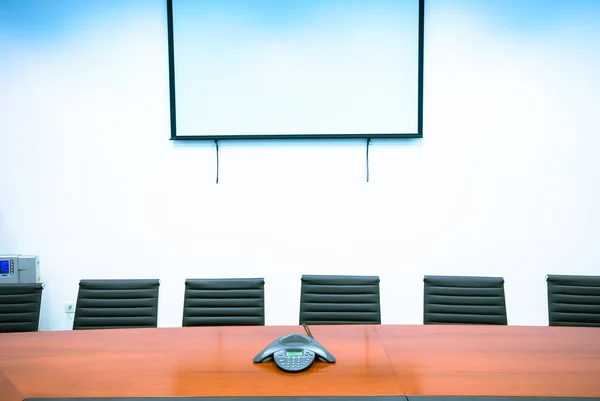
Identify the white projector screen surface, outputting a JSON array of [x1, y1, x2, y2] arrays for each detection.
[[168, 0, 423, 139]]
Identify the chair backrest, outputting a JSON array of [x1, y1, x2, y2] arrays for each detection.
[[547, 274, 600, 327], [299, 275, 381, 325], [73, 279, 160, 330], [183, 278, 265, 327], [0, 283, 44, 333], [424, 275, 507, 325]]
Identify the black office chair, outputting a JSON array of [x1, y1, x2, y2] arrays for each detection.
[[183, 278, 265, 327], [299, 274, 381, 325], [0, 283, 44, 333], [73, 279, 160, 330], [547, 274, 600, 327], [424, 275, 507, 325]]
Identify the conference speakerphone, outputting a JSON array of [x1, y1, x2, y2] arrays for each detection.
[[253, 332, 335, 372], [253, 324, 336, 372]]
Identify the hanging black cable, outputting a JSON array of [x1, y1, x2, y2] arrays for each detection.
[[214, 139, 220, 184], [366, 137, 372, 183]]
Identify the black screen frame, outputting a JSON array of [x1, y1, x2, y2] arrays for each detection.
[[167, 0, 425, 140]]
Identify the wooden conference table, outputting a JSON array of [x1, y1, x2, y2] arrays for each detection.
[[1, 325, 599, 400]]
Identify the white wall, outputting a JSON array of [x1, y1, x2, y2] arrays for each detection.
[[1, 0, 599, 330]]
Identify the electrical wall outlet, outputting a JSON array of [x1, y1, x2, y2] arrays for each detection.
[[65, 303, 75, 314]]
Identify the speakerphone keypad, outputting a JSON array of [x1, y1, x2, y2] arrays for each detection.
[[274, 350, 315, 372]]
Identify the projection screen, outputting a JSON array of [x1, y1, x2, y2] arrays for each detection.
[[167, 0, 424, 139]]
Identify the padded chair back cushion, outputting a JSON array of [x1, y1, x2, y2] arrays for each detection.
[[424, 276, 507, 325], [300, 275, 381, 325], [183, 278, 265, 327], [0, 283, 43, 333], [547, 274, 600, 327], [73, 279, 160, 330]]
